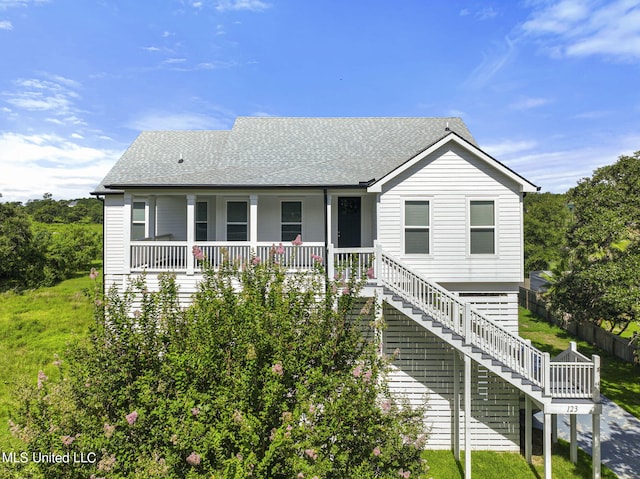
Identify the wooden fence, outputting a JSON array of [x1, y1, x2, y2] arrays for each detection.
[[519, 287, 638, 365]]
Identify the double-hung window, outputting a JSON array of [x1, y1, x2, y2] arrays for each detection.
[[470, 200, 495, 254], [195, 201, 208, 241], [227, 201, 248, 241], [281, 201, 302, 241], [131, 201, 147, 240], [404, 200, 430, 254]]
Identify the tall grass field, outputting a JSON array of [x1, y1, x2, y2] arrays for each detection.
[[0, 272, 95, 449]]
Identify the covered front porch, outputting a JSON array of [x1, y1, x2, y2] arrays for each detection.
[[123, 190, 377, 278]]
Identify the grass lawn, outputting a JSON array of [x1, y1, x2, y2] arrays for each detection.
[[424, 441, 617, 479], [0, 272, 96, 449], [519, 306, 640, 419]]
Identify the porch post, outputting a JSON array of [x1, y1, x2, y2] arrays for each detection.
[[123, 193, 132, 274], [593, 412, 601, 479], [593, 354, 601, 479], [326, 193, 333, 276], [250, 194, 258, 251], [453, 352, 460, 461], [464, 354, 471, 478], [543, 412, 552, 479], [326, 193, 332, 247], [148, 195, 156, 239], [570, 414, 577, 464], [524, 396, 532, 464], [186, 195, 195, 275]]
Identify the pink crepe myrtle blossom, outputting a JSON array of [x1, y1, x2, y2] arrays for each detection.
[[304, 448, 318, 460], [191, 407, 200, 416], [276, 243, 285, 255], [381, 399, 392, 413], [61, 435, 75, 446], [103, 423, 115, 438], [125, 411, 138, 425], [291, 234, 303, 246], [37, 370, 48, 389], [89, 267, 99, 280], [352, 364, 362, 378], [363, 369, 372, 382], [373, 446, 381, 457], [252, 256, 261, 265], [186, 452, 201, 466], [272, 362, 284, 376], [398, 468, 411, 478], [311, 254, 323, 264], [366, 267, 375, 279], [192, 245, 205, 261]]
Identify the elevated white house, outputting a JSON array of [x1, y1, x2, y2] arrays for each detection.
[[93, 117, 602, 479]]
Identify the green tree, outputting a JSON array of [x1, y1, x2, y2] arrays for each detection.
[[10, 251, 429, 478], [546, 151, 640, 333], [0, 203, 43, 288], [523, 192, 572, 274]]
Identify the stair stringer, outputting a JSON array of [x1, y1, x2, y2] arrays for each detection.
[[382, 290, 551, 409]]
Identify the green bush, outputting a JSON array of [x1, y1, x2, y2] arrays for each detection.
[[10, 249, 429, 478]]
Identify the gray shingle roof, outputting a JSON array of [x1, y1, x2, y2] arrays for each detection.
[[95, 117, 477, 192]]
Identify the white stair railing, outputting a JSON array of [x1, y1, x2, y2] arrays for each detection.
[[378, 250, 598, 399]]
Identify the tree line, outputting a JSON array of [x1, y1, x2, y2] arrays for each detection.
[[524, 151, 640, 335], [0, 194, 102, 290]]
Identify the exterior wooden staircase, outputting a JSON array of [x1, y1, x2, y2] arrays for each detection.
[[375, 249, 600, 410], [374, 248, 603, 478]]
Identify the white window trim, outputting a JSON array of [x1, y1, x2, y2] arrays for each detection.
[[401, 197, 432, 256], [131, 199, 148, 240], [225, 199, 249, 241], [280, 199, 303, 242], [467, 198, 498, 256]]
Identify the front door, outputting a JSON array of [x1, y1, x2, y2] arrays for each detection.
[[337, 197, 361, 248]]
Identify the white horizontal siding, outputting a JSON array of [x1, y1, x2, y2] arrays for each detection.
[[156, 196, 187, 240], [377, 143, 525, 283], [383, 304, 520, 451], [104, 195, 125, 275]]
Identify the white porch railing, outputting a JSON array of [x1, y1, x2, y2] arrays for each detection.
[[131, 241, 188, 271], [377, 249, 599, 400], [332, 247, 374, 281], [130, 241, 328, 272]]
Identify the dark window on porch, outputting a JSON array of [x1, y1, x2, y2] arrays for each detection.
[[404, 200, 429, 254], [196, 201, 208, 241], [132, 201, 146, 240], [281, 201, 302, 241], [227, 201, 248, 241]]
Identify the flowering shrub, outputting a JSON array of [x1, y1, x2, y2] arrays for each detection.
[[10, 250, 429, 478]]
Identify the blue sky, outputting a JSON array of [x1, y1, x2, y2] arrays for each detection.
[[1, 0, 639, 202]]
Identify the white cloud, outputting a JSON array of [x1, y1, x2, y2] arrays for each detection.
[[125, 111, 232, 131], [486, 132, 640, 192], [3, 75, 83, 121], [0, 0, 48, 10], [483, 139, 538, 157], [0, 132, 121, 202], [509, 97, 552, 110], [522, 0, 640, 61], [465, 36, 517, 88], [0, 20, 12, 29], [215, 0, 270, 12]]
